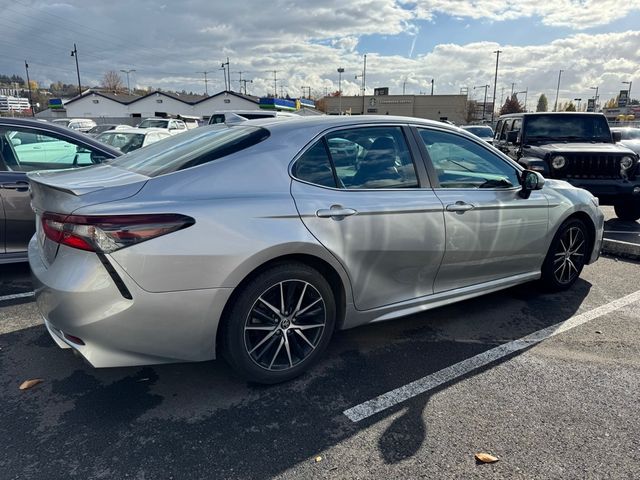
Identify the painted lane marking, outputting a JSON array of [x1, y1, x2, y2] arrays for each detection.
[[343, 289, 640, 423], [0, 291, 35, 302]]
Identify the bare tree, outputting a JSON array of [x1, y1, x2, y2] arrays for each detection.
[[102, 70, 124, 91]]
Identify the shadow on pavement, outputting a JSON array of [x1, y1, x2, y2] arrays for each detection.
[[0, 279, 591, 479]]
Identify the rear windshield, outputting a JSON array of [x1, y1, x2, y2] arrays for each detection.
[[139, 119, 169, 129], [462, 126, 494, 137], [108, 124, 269, 177]]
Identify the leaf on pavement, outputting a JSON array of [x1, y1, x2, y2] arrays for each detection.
[[19, 379, 44, 390], [475, 452, 499, 463]]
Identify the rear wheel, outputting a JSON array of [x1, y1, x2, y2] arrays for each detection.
[[614, 200, 640, 222], [540, 218, 589, 291], [222, 263, 336, 384]]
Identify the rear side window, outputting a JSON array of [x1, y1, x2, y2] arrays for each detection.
[[292, 141, 336, 188], [109, 125, 269, 177]]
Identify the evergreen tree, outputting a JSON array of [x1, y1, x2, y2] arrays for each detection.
[[499, 94, 525, 115], [536, 94, 548, 112]]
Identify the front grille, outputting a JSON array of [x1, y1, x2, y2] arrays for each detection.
[[556, 154, 628, 180]]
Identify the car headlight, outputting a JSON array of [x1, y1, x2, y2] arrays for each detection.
[[620, 156, 634, 170], [551, 155, 566, 169]]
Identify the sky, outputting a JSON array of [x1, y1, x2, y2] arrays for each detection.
[[1, 0, 640, 108]]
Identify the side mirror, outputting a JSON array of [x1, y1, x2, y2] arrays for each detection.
[[10, 137, 22, 146], [519, 170, 545, 199], [506, 130, 520, 144], [612, 131, 622, 142]]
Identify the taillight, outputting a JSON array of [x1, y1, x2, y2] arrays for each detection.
[[41, 213, 195, 253]]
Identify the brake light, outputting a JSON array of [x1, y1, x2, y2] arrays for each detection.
[[41, 213, 195, 253]]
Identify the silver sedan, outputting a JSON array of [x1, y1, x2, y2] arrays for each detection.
[[28, 116, 604, 383]]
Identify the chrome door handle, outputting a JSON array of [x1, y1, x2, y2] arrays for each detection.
[[316, 205, 358, 218], [446, 201, 475, 213], [1, 181, 29, 192]]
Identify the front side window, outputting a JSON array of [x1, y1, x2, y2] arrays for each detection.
[[418, 128, 520, 189], [0, 128, 102, 171]]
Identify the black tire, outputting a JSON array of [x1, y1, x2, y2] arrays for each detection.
[[540, 218, 590, 292], [221, 263, 336, 384], [614, 201, 640, 222]]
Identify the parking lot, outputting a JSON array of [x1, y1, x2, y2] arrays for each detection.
[[1, 247, 638, 479]]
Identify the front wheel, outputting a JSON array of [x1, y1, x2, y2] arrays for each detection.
[[221, 263, 336, 384], [540, 218, 590, 291], [614, 200, 640, 222]]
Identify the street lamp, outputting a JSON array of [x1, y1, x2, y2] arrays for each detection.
[[473, 84, 490, 121], [120, 69, 136, 94], [337, 67, 345, 115], [589, 86, 599, 111]]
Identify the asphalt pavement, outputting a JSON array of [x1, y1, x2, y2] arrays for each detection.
[[602, 206, 640, 260], [1, 254, 639, 479]]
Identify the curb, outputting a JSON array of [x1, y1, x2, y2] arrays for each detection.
[[601, 238, 640, 261]]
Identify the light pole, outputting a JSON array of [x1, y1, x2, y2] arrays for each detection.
[[491, 50, 502, 124], [515, 89, 528, 112], [355, 54, 367, 114], [196, 71, 210, 95], [70, 43, 82, 96], [590, 86, 599, 111], [553, 69, 564, 112], [622, 80, 633, 104], [24, 60, 34, 117], [473, 84, 490, 121], [120, 69, 136, 94], [337, 67, 344, 115]]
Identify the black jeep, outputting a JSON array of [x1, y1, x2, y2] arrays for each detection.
[[494, 112, 640, 220]]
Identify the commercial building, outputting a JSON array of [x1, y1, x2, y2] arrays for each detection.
[[0, 95, 31, 113], [321, 92, 469, 124]]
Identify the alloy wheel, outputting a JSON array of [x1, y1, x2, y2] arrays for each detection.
[[244, 280, 326, 371], [553, 226, 586, 285]]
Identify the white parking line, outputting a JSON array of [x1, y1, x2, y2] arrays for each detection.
[[343, 289, 640, 423], [0, 291, 35, 302]]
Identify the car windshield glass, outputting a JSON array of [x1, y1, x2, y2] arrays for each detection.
[[139, 119, 169, 128], [108, 124, 269, 177], [525, 115, 611, 142], [98, 132, 144, 148], [463, 126, 494, 137], [89, 125, 114, 134]]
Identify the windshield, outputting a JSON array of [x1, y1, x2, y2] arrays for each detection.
[[462, 126, 494, 137], [89, 125, 114, 134], [51, 119, 71, 127], [524, 114, 612, 142], [139, 119, 169, 129], [98, 132, 145, 150], [617, 128, 640, 140], [108, 124, 269, 177]]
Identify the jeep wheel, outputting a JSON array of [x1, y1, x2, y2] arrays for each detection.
[[614, 201, 640, 222]]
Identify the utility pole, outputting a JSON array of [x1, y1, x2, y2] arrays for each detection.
[[511, 82, 515, 96], [431, 78, 434, 95], [402, 78, 407, 95], [491, 50, 502, 124], [337, 67, 345, 115], [240, 79, 253, 95], [70, 43, 82, 96], [120, 69, 136, 94], [234, 71, 246, 91], [301, 86, 311, 98], [220, 58, 230, 91], [271, 70, 280, 97], [473, 84, 490, 121], [355, 54, 367, 114], [24, 60, 34, 117], [197, 71, 210, 95], [553, 69, 564, 112]]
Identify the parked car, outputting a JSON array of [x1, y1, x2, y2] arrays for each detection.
[[50, 118, 97, 133], [29, 116, 603, 383], [96, 128, 171, 153], [137, 117, 188, 135], [208, 110, 299, 125], [0, 118, 121, 264], [460, 125, 494, 144], [494, 112, 640, 220], [86, 124, 130, 137], [611, 126, 640, 156]]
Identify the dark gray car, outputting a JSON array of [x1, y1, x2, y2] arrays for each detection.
[[0, 118, 121, 263]]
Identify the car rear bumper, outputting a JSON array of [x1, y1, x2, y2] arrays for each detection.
[[29, 237, 233, 368]]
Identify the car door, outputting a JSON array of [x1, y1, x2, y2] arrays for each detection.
[[413, 126, 549, 293], [290, 125, 446, 311], [0, 126, 113, 254]]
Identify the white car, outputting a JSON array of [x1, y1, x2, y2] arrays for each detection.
[[96, 128, 171, 153], [51, 118, 97, 133], [137, 118, 188, 135]]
